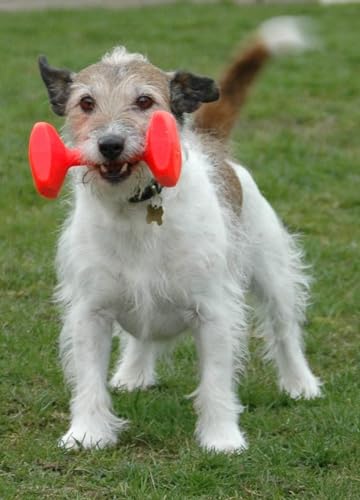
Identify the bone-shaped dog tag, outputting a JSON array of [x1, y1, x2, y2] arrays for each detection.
[[146, 204, 164, 225]]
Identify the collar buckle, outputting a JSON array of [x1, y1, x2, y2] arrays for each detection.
[[128, 180, 163, 203]]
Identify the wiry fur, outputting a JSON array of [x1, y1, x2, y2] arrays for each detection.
[[38, 17, 321, 453]]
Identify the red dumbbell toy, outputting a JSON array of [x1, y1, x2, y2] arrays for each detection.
[[28, 110, 182, 199]]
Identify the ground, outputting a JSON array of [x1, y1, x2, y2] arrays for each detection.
[[0, 2, 359, 499]]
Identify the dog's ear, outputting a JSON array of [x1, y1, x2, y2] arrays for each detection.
[[170, 71, 219, 117], [38, 55, 74, 116]]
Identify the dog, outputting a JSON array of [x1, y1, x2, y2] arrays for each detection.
[[37, 17, 321, 453]]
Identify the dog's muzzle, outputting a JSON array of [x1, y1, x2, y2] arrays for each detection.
[[97, 135, 136, 184]]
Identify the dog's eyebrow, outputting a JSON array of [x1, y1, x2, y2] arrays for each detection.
[[133, 84, 159, 96], [72, 82, 92, 92], [69, 83, 95, 102]]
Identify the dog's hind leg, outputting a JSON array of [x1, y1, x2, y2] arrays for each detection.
[[110, 334, 158, 391], [252, 221, 322, 400], [58, 305, 125, 450]]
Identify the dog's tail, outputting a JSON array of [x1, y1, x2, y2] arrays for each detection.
[[195, 17, 314, 140]]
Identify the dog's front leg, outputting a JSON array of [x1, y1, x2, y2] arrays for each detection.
[[59, 304, 125, 450], [192, 312, 247, 454]]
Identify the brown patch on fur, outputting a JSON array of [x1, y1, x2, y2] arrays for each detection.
[[195, 40, 269, 141], [213, 150, 243, 217], [196, 132, 242, 214], [223, 161, 243, 213]]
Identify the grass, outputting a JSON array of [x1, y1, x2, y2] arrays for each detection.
[[0, 2, 359, 498]]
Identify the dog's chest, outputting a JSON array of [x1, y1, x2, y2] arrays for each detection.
[[87, 205, 226, 338], [91, 221, 201, 337], [113, 251, 186, 338]]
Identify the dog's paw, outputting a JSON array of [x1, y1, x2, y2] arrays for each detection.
[[279, 373, 322, 400], [59, 427, 118, 450], [196, 422, 248, 454], [58, 417, 126, 450], [109, 368, 156, 392]]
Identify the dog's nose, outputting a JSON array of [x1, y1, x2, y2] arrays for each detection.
[[98, 135, 125, 161]]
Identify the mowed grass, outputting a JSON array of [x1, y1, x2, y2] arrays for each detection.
[[0, 3, 359, 499]]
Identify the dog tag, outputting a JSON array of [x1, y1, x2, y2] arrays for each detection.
[[146, 204, 164, 225]]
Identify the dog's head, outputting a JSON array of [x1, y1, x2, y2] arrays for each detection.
[[38, 47, 219, 197]]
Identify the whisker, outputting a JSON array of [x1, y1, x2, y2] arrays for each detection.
[[82, 169, 94, 185]]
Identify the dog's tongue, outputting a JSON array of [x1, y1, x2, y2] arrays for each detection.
[[29, 110, 182, 198], [144, 111, 182, 187]]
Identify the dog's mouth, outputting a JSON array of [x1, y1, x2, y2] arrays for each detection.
[[96, 160, 137, 184]]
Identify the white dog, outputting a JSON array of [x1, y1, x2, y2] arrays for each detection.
[[38, 17, 321, 453]]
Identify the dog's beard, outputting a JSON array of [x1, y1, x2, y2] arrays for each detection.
[[74, 161, 152, 203], [81, 138, 145, 183], [66, 128, 153, 202]]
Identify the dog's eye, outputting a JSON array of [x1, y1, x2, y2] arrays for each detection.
[[136, 95, 154, 111], [80, 96, 95, 113]]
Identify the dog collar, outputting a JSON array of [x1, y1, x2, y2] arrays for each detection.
[[128, 180, 163, 203]]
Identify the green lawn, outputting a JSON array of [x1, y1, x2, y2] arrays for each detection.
[[0, 3, 359, 499]]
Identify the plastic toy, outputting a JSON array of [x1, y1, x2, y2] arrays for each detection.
[[28, 110, 182, 198]]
